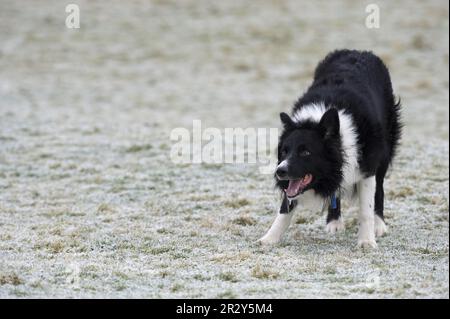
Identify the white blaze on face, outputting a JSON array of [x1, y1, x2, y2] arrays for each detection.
[[277, 160, 288, 171]]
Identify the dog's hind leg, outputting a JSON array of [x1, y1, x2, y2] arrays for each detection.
[[325, 196, 345, 234], [258, 195, 297, 245], [374, 162, 389, 237]]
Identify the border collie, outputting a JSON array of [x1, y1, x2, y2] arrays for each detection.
[[259, 50, 402, 248]]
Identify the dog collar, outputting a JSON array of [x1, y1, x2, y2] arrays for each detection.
[[330, 193, 337, 209]]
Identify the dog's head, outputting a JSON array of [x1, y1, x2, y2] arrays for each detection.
[[275, 108, 343, 199]]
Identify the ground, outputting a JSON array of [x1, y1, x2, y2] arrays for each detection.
[[0, 0, 448, 298]]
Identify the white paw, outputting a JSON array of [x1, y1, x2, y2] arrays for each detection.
[[357, 238, 378, 249], [325, 218, 345, 234], [374, 215, 388, 237], [357, 220, 377, 248], [257, 234, 280, 246]]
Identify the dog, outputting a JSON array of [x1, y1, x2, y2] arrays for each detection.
[[259, 50, 402, 248]]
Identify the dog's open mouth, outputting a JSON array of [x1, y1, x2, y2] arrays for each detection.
[[285, 174, 313, 198]]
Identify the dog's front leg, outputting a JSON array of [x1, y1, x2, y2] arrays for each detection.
[[258, 195, 297, 245], [357, 176, 377, 248]]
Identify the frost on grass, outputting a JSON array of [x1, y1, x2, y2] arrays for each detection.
[[0, 0, 448, 298]]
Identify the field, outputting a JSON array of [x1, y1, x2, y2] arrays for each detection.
[[0, 0, 448, 298]]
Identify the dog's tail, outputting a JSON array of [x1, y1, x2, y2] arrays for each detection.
[[388, 96, 403, 162]]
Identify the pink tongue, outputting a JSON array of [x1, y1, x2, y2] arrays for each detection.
[[286, 175, 312, 197], [286, 180, 303, 197]]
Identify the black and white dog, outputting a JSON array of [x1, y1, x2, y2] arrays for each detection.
[[259, 50, 401, 248]]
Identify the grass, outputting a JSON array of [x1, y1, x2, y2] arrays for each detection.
[[0, 273, 23, 286], [232, 215, 256, 226], [388, 186, 414, 199], [97, 203, 115, 213], [219, 272, 239, 283], [224, 199, 251, 209], [0, 0, 448, 299], [148, 247, 173, 255], [217, 290, 237, 298], [251, 265, 280, 280], [125, 144, 153, 153], [171, 284, 184, 292]]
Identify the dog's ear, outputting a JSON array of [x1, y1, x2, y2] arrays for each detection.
[[280, 112, 295, 129], [319, 108, 340, 139]]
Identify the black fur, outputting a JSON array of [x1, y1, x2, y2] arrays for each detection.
[[276, 110, 344, 198], [326, 196, 341, 224], [275, 50, 402, 222]]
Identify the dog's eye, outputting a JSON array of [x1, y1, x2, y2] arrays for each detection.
[[281, 147, 289, 157], [299, 150, 311, 157]]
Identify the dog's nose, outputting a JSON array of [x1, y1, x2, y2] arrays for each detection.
[[276, 166, 288, 179]]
